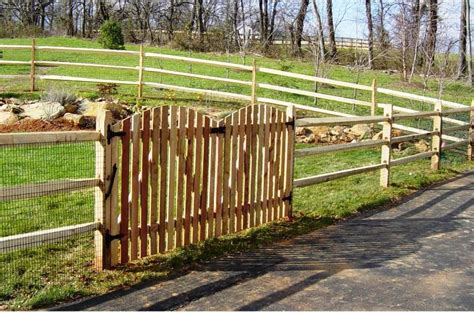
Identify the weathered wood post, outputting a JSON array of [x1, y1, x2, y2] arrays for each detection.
[[30, 38, 36, 92], [370, 79, 377, 129], [95, 110, 119, 270], [380, 103, 393, 188], [371, 79, 377, 117], [468, 100, 474, 161], [431, 101, 443, 170], [285, 105, 296, 219], [251, 59, 257, 105], [137, 45, 145, 99]]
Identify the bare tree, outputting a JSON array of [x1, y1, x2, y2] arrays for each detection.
[[425, 0, 438, 68], [312, 0, 325, 62], [291, 0, 309, 57], [365, 0, 374, 69], [457, 0, 468, 79], [326, 0, 337, 58]]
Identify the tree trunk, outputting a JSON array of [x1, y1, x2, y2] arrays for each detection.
[[365, 0, 374, 69], [312, 0, 325, 62], [457, 0, 468, 79], [409, 0, 423, 81], [326, 0, 337, 58], [425, 0, 438, 68], [292, 0, 309, 57], [466, 0, 473, 86]]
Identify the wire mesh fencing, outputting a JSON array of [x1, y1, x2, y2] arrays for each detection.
[[0, 140, 98, 304]]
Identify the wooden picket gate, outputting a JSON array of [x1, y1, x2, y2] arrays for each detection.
[[100, 104, 294, 266]]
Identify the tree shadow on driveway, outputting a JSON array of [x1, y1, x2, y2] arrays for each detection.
[[55, 173, 473, 311]]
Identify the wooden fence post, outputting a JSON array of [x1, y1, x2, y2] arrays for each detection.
[[431, 101, 443, 170], [94, 110, 116, 270], [285, 105, 296, 219], [380, 103, 393, 188], [371, 79, 377, 117], [468, 100, 474, 161], [30, 38, 36, 92], [137, 45, 144, 99], [251, 59, 257, 105]]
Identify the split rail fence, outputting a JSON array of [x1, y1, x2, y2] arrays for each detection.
[[0, 41, 471, 144]]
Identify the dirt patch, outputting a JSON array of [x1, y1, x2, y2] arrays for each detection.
[[0, 118, 89, 133]]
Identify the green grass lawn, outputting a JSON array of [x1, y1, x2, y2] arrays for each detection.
[[0, 36, 473, 310], [0, 36, 472, 120]]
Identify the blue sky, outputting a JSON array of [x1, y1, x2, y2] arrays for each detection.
[[318, 0, 465, 40]]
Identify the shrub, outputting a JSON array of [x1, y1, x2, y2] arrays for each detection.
[[98, 20, 125, 50], [41, 88, 77, 106]]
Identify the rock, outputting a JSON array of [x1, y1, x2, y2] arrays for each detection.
[[0, 112, 18, 125], [303, 134, 316, 144], [296, 127, 312, 137], [80, 100, 128, 119], [20, 102, 65, 120], [392, 129, 403, 137], [64, 103, 79, 114], [348, 124, 371, 138], [0, 104, 23, 114], [63, 113, 85, 126], [309, 126, 330, 137], [415, 140, 430, 153], [372, 131, 384, 141]]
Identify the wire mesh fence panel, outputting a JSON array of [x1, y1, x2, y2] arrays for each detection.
[[0, 140, 97, 303]]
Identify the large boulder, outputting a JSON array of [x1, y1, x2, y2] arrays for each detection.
[[63, 113, 85, 126], [415, 140, 430, 153], [0, 112, 18, 125], [20, 102, 65, 120], [79, 100, 129, 119], [348, 124, 372, 138]]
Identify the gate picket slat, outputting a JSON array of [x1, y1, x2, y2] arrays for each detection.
[[120, 118, 131, 264], [159, 106, 169, 253], [221, 116, 232, 235], [140, 110, 150, 257], [249, 105, 258, 228], [261, 106, 270, 224], [215, 120, 224, 237], [208, 120, 217, 238], [255, 105, 264, 227], [150, 108, 160, 255], [243, 107, 252, 229], [228, 113, 239, 233], [236, 109, 245, 232], [200, 118, 210, 241], [284, 106, 295, 218], [130, 114, 141, 260], [176, 107, 187, 247], [167, 106, 178, 250], [268, 108, 277, 222], [184, 109, 195, 246], [273, 111, 283, 219], [192, 113, 203, 243], [279, 111, 287, 218]]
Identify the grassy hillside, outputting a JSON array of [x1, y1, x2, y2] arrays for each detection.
[[0, 36, 472, 118]]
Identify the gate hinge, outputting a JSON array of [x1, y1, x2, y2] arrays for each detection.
[[105, 230, 123, 244], [283, 192, 293, 204], [285, 119, 295, 128], [105, 164, 118, 200], [210, 126, 226, 134], [107, 125, 126, 144]]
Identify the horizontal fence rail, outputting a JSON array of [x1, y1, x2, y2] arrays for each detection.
[[294, 102, 474, 189]]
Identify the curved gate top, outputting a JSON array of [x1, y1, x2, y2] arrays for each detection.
[[108, 104, 295, 265]]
